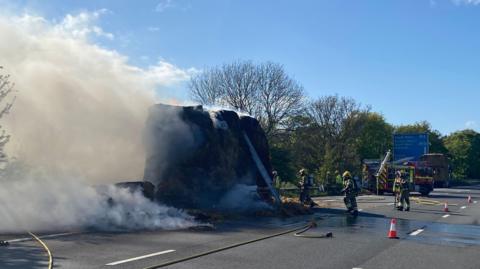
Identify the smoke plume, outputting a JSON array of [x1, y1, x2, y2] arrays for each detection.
[[0, 10, 197, 232], [0, 11, 195, 183]]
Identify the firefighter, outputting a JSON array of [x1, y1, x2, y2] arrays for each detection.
[[335, 170, 342, 185], [399, 172, 411, 211], [341, 171, 358, 216], [272, 170, 280, 188], [334, 170, 343, 194], [393, 171, 404, 211], [298, 169, 314, 207], [298, 169, 308, 203]]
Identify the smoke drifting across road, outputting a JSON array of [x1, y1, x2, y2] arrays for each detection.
[[0, 10, 198, 232], [0, 163, 197, 232]]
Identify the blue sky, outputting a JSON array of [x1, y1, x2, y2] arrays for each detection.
[[2, 0, 480, 134]]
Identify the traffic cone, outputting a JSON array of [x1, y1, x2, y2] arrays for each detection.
[[388, 218, 399, 239], [468, 196, 472, 204], [444, 202, 449, 212]]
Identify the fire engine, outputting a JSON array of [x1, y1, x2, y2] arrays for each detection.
[[363, 151, 434, 196]]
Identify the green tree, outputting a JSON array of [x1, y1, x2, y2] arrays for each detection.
[[444, 130, 480, 179], [307, 95, 369, 177], [355, 112, 394, 161], [270, 115, 321, 183]]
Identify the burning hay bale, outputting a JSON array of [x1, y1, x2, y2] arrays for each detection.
[[143, 104, 275, 210]]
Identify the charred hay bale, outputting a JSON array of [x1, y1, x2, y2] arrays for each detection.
[[143, 104, 274, 209]]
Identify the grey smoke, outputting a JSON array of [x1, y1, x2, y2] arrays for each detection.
[[0, 11, 198, 232], [218, 184, 272, 213], [0, 162, 197, 233]]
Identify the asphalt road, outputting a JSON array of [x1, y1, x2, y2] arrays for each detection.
[[2, 186, 480, 269]]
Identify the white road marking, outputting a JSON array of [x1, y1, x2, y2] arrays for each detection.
[[474, 201, 478, 204], [358, 209, 364, 212], [442, 214, 450, 218], [8, 232, 79, 243], [352, 267, 363, 269], [106, 250, 176, 266], [388, 203, 394, 206], [409, 229, 424, 236], [461, 206, 467, 209]]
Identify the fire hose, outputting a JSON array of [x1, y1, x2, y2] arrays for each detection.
[[293, 220, 334, 238], [0, 232, 53, 269], [143, 220, 333, 269], [28, 232, 53, 269], [411, 197, 458, 206]]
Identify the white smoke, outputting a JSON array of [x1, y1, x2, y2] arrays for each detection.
[[1, 10, 196, 183], [218, 184, 272, 213], [0, 10, 199, 232], [0, 163, 197, 232]]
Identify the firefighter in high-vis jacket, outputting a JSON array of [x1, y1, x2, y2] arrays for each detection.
[[393, 171, 411, 211], [341, 171, 358, 216], [399, 171, 410, 211], [393, 171, 402, 210]]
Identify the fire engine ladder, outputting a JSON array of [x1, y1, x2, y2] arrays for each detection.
[[375, 150, 392, 196]]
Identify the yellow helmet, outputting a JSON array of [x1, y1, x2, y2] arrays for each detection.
[[342, 171, 352, 179]]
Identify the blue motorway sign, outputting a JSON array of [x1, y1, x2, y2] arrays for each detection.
[[393, 133, 429, 162]]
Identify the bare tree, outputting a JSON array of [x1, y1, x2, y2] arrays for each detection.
[[308, 95, 369, 171], [0, 66, 16, 163], [189, 60, 305, 136], [308, 95, 362, 139], [256, 62, 304, 135], [189, 68, 224, 106], [219, 61, 259, 115]]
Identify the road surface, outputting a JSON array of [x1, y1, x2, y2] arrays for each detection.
[[2, 186, 480, 269]]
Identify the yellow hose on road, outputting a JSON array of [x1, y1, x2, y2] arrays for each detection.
[[411, 197, 458, 206], [28, 232, 53, 269]]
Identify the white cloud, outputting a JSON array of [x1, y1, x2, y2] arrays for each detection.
[[453, 0, 480, 5], [12, 10, 115, 40], [60, 9, 114, 39], [155, 0, 174, 12], [0, 10, 197, 183], [145, 61, 199, 86]]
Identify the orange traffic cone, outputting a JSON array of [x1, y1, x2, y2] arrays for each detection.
[[468, 196, 472, 204], [388, 218, 399, 239], [444, 202, 449, 212]]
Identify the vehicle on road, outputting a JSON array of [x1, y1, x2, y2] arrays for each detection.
[[362, 160, 434, 196], [420, 153, 451, 188]]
